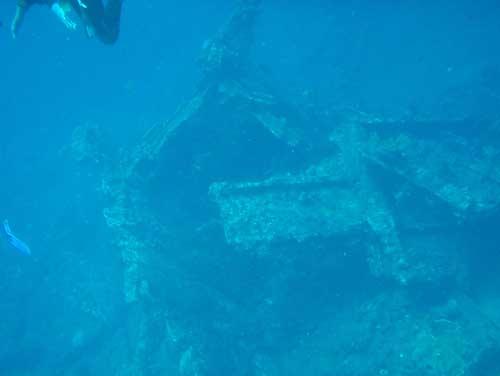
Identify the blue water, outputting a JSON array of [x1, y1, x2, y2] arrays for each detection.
[[1, 1, 500, 375]]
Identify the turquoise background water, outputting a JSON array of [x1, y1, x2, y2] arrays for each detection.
[[1, 1, 500, 375]]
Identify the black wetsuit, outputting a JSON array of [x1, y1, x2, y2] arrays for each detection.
[[75, 0, 123, 44]]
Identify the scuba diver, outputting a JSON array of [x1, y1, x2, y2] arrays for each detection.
[[11, 0, 124, 44]]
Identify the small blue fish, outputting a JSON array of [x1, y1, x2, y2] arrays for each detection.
[[2, 220, 31, 256]]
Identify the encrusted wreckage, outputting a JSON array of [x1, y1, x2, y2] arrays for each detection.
[[99, 0, 500, 374], [282, 292, 500, 376], [104, 0, 322, 305], [210, 114, 495, 287]]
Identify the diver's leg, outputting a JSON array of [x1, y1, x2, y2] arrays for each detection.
[[103, 0, 123, 43], [10, 3, 28, 39], [81, 0, 104, 18], [94, 0, 123, 44], [80, 0, 123, 44], [78, 0, 103, 39]]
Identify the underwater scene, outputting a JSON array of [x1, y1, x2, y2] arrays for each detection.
[[1, 0, 500, 375]]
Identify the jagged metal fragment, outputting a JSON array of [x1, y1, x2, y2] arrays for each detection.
[[209, 159, 365, 251], [356, 117, 500, 215]]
